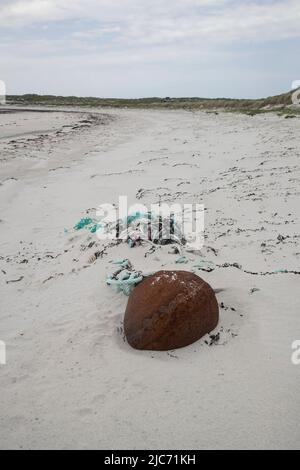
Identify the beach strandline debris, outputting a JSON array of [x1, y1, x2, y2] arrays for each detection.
[[6, 275, 24, 284], [74, 217, 102, 233], [175, 255, 189, 264], [106, 258, 154, 295], [73, 210, 187, 248]]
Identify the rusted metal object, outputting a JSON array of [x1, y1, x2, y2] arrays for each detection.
[[124, 270, 219, 351]]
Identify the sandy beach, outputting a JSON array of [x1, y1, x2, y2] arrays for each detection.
[[0, 106, 300, 450]]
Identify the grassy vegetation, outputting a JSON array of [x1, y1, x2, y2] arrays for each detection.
[[6, 89, 300, 115]]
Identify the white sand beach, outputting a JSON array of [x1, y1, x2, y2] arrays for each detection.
[[0, 106, 300, 449]]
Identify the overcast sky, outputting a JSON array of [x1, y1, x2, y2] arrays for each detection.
[[0, 0, 299, 98]]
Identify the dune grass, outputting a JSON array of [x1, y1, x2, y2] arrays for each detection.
[[6, 89, 300, 115]]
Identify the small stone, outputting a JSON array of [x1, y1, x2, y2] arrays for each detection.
[[124, 270, 219, 351]]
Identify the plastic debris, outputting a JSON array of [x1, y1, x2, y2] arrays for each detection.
[[75, 210, 187, 247], [74, 218, 94, 230], [125, 211, 149, 225], [73, 205, 205, 252], [112, 259, 132, 269], [106, 259, 154, 295], [119, 211, 184, 247], [106, 271, 144, 296], [90, 223, 103, 234]]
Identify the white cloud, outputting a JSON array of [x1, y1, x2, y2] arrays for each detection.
[[2, 1, 300, 55], [0, 0, 64, 23], [1, 0, 299, 45], [1, 0, 299, 97], [0, 0, 299, 48]]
